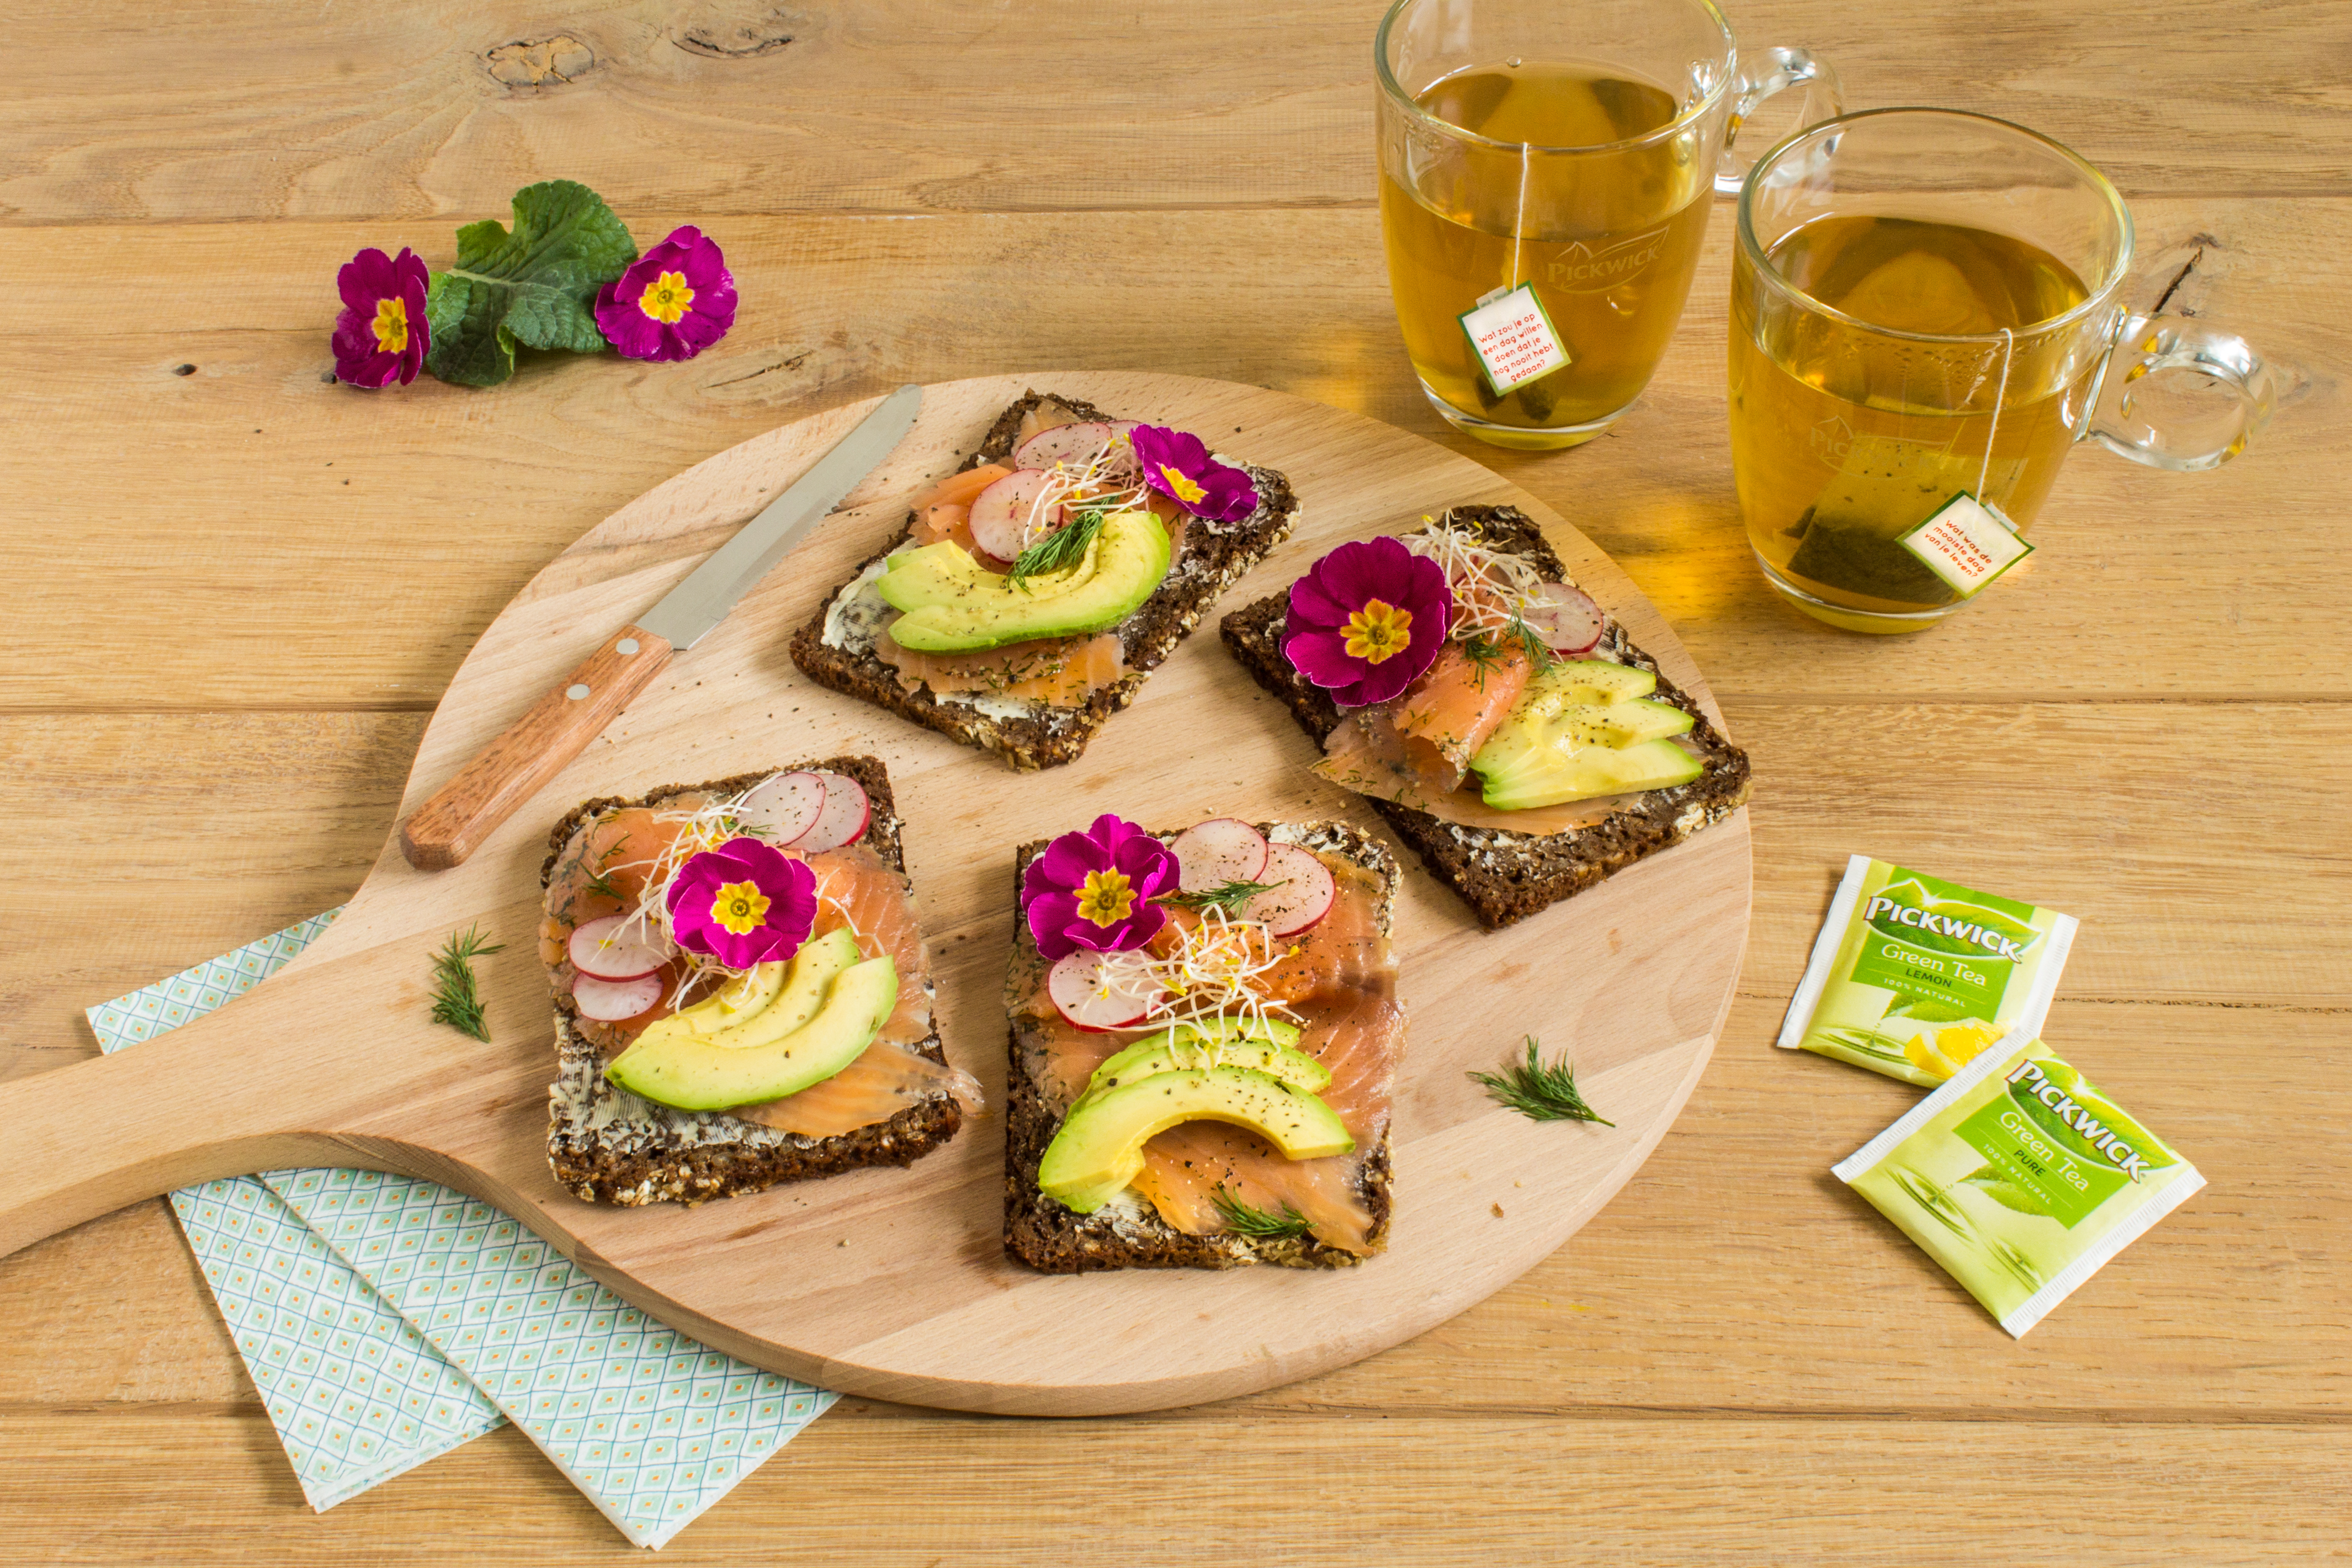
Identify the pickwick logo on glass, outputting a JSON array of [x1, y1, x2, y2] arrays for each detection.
[[1808, 414, 1856, 467], [1543, 228, 1670, 293]]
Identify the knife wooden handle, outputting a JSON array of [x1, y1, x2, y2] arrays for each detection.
[[400, 625, 675, 871]]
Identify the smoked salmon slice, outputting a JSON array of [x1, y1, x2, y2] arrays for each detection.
[[876, 624, 1127, 707], [733, 842, 983, 1136], [1314, 715, 1645, 835], [1388, 636, 1532, 785]]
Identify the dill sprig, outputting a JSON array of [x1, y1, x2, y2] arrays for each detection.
[[1507, 614, 1556, 676], [1008, 508, 1105, 586], [1470, 1035, 1613, 1125], [1210, 1187, 1315, 1239], [580, 836, 630, 902], [428, 924, 505, 1043], [1159, 878, 1288, 915]]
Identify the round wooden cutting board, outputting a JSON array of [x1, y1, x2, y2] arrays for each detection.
[[2, 373, 1749, 1416]]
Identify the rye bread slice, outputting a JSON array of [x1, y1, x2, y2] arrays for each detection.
[[788, 390, 1301, 770], [1220, 506, 1752, 930], [1002, 821, 1399, 1273], [543, 755, 962, 1206]]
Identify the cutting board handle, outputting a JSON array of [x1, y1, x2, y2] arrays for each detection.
[[400, 625, 675, 871], [0, 960, 484, 1261]]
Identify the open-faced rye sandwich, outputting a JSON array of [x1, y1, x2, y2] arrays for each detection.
[[540, 756, 979, 1205], [1222, 506, 1750, 929], [790, 391, 1300, 769], [1005, 812, 1403, 1271]]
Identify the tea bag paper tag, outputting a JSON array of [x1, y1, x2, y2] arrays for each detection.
[[1459, 283, 1569, 395], [1898, 493, 2033, 597]]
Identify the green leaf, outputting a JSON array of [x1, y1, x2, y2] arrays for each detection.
[[1960, 1167, 2048, 1216], [424, 180, 638, 386]]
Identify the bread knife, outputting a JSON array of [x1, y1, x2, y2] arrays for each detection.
[[398, 382, 925, 871]]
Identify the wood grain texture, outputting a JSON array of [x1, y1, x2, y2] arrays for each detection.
[[0, 1406, 2345, 1565], [0, 373, 1751, 1416], [2, 199, 2341, 713], [400, 622, 672, 867], [2, 0, 2344, 227]]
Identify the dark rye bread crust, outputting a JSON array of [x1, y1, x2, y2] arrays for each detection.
[[541, 754, 962, 1206], [788, 390, 1301, 770], [1002, 822, 1399, 1273], [1220, 506, 1753, 931]]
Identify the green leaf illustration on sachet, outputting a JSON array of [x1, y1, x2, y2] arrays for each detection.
[[1959, 1167, 2047, 1216], [425, 180, 639, 386]]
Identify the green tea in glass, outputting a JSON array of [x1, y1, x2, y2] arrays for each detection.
[[1377, 0, 1840, 449], [1731, 109, 2276, 632]]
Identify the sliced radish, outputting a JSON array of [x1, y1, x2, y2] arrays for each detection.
[[967, 469, 1058, 562], [572, 971, 666, 1022], [1013, 420, 1139, 474], [1524, 582, 1605, 655], [1047, 949, 1155, 1032], [1238, 844, 1336, 937], [732, 770, 825, 844], [1170, 817, 1270, 893], [790, 771, 871, 853], [568, 915, 672, 981]]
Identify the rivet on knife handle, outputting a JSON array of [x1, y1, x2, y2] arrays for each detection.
[[400, 625, 674, 870]]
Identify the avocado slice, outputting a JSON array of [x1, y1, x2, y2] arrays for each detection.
[[605, 952, 896, 1112], [1080, 1018, 1326, 1101], [678, 959, 786, 1035], [1476, 736, 1704, 810], [876, 511, 1172, 653], [1468, 657, 1703, 810], [1037, 1067, 1355, 1214], [659, 928, 861, 1045]]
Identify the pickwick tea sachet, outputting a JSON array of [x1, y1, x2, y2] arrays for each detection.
[[1778, 855, 2079, 1086], [1834, 1035, 2205, 1337]]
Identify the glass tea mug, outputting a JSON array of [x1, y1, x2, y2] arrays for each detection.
[[1376, 0, 1841, 449], [1730, 108, 2275, 632]]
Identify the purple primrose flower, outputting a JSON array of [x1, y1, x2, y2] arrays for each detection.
[[331, 246, 430, 389], [1282, 535, 1453, 707], [666, 837, 816, 970], [1127, 424, 1259, 523], [1022, 814, 1180, 961], [594, 225, 737, 363]]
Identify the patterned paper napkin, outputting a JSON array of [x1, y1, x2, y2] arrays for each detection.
[[268, 1168, 834, 1547], [88, 912, 837, 1546]]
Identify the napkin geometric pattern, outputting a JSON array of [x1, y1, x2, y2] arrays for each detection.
[[88, 911, 838, 1547], [267, 1168, 835, 1549], [87, 908, 506, 1512]]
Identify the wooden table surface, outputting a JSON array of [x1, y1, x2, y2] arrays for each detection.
[[2, 2, 2345, 1561]]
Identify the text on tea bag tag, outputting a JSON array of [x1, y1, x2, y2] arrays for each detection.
[[1459, 283, 1570, 395], [1899, 494, 2034, 596]]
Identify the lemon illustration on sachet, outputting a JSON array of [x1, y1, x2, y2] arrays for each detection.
[[1903, 1022, 2008, 1081]]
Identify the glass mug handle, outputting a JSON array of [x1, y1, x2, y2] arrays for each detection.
[[1714, 47, 1844, 197], [2083, 312, 2276, 472]]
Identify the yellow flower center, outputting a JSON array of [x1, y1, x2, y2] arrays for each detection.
[[638, 270, 695, 324], [371, 295, 408, 354], [1342, 598, 1414, 664], [1075, 868, 1137, 928], [710, 879, 771, 936], [1157, 463, 1207, 506]]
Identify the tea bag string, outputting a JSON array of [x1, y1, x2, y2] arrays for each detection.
[[1977, 326, 2015, 503], [1510, 139, 1531, 289]]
